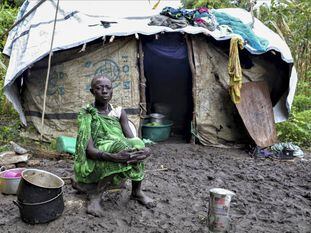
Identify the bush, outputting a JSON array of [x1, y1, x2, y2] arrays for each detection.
[[276, 110, 311, 149], [0, 3, 19, 48], [0, 3, 19, 102], [0, 3, 20, 145], [292, 95, 311, 112]]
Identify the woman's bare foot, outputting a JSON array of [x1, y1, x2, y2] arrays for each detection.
[[131, 190, 156, 208], [86, 193, 105, 217], [131, 180, 156, 208]]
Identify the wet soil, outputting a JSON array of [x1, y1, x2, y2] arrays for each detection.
[[0, 141, 311, 233]]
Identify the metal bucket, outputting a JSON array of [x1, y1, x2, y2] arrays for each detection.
[[208, 188, 235, 232]]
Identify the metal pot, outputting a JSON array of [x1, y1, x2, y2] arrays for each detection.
[[17, 169, 64, 203], [13, 190, 64, 224], [153, 103, 171, 119], [149, 113, 165, 124], [0, 168, 25, 195]]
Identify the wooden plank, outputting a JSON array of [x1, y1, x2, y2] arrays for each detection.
[[235, 81, 277, 147]]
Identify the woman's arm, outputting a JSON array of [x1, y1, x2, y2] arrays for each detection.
[[86, 137, 107, 160], [86, 138, 127, 162], [86, 137, 149, 163], [119, 109, 134, 138], [119, 109, 152, 163]]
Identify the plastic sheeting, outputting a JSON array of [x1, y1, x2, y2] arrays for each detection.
[[3, 0, 296, 126]]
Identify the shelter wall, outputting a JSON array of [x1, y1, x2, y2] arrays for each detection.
[[191, 36, 278, 145], [22, 38, 140, 139]]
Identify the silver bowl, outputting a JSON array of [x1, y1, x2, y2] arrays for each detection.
[[149, 113, 165, 124]]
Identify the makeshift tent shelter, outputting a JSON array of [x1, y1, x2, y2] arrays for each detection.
[[3, 0, 297, 146]]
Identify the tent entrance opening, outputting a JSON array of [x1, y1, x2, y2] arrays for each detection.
[[142, 33, 193, 141]]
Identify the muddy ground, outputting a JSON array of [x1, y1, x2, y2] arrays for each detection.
[[0, 140, 311, 233]]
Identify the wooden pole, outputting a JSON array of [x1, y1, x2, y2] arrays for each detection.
[[185, 35, 197, 144], [138, 39, 147, 137]]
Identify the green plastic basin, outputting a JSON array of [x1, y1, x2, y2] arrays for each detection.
[[142, 121, 173, 142], [56, 136, 76, 154]]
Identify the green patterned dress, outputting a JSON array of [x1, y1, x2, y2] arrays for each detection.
[[74, 105, 145, 184]]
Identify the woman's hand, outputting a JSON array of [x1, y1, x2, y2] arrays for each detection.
[[127, 147, 151, 164], [112, 147, 151, 164]]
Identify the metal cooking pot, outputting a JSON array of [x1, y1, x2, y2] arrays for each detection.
[[149, 113, 165, 124], [13, 191, 64, 224], [17, 169, 64, 203]]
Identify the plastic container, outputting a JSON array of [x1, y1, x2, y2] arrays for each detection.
[[56, 136, 77, 154], [208, 188, 235, 232], [142, 121, 173, 142], [0, 168, 25, 194]]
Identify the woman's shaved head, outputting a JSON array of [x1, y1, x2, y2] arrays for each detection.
[[91, 75, 111, 89]]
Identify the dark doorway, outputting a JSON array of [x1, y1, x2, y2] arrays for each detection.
[[142, 33, 193, 141]]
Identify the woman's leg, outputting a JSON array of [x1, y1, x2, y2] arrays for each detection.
[[131, 180, 156, 208], [86, 175, 115, 217]]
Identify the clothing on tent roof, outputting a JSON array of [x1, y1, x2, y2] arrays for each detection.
[[158, 6, 216, 31], [160, 6, 188, 19], [156, 7, 270, 43], [74, 104, 145, 184], [212, 11, 269, 52], [149, 15, 188, 29], [193, 7, 217, 31], [197, 7, 209, 14], [228, 36, 244, 104], [218, 25, 233, 36], [193, 17, 216, 31]]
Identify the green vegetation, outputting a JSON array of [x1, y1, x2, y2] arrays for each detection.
[[0, 2, 20, 146], [257, 0, 310, 148]]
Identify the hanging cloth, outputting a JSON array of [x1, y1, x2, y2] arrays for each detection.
[[228, 36, 244, 104]]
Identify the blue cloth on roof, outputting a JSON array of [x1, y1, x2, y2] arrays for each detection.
[[212, 11, 269, 52]]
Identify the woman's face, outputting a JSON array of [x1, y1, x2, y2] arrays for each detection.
[[91, 77, 113, 104]]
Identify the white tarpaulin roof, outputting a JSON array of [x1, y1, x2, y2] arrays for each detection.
[[3, 0, 297, 125]]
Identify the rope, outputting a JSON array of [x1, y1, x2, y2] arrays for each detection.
[[40, 0, 60, 139]]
